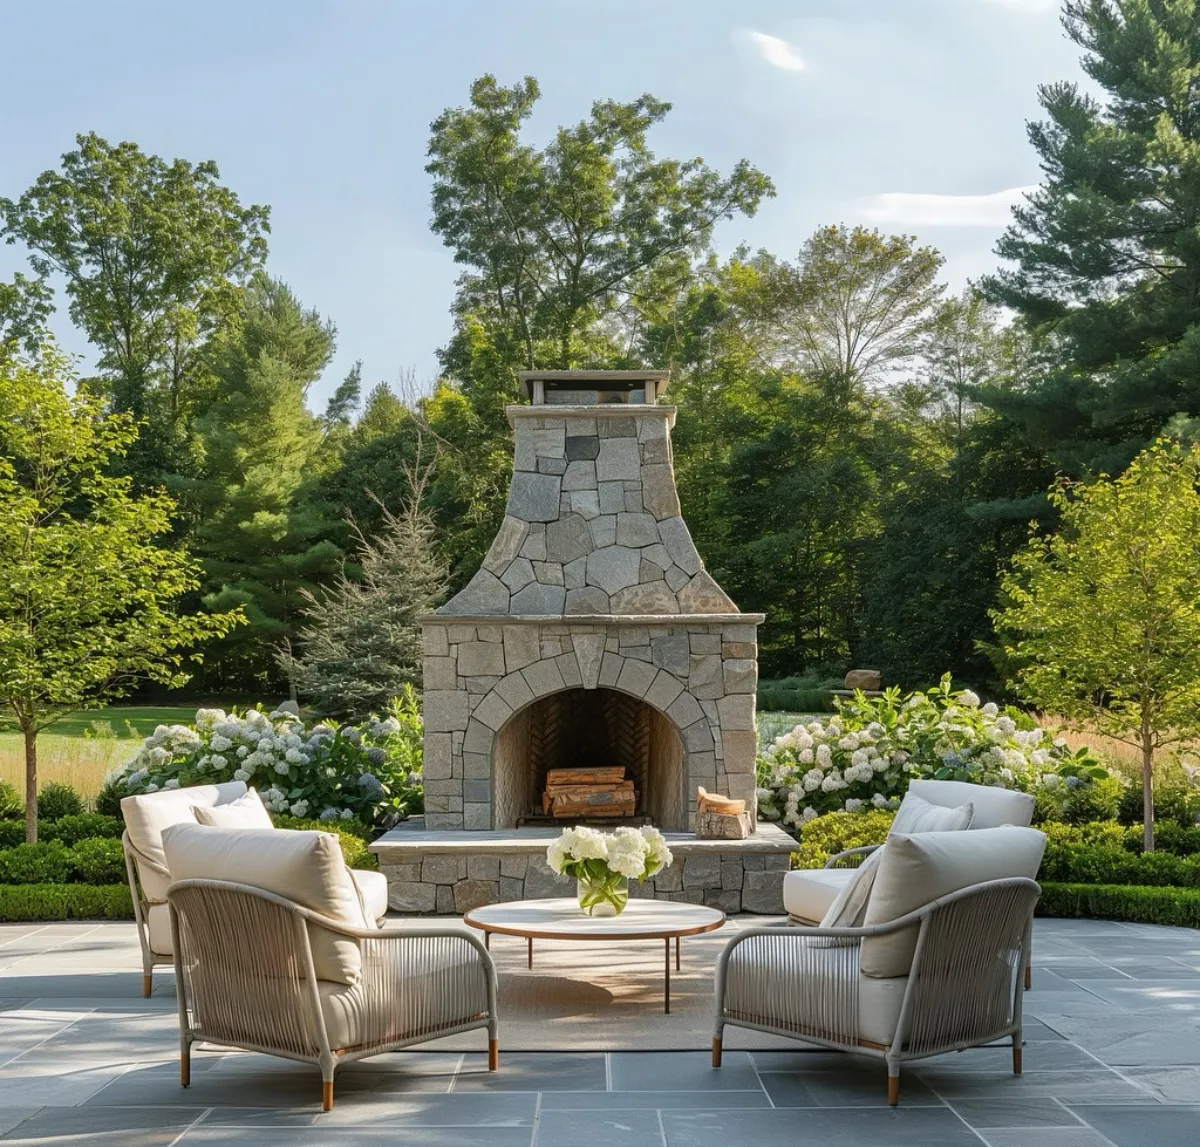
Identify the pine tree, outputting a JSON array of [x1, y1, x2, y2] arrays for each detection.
[[982, 0, 1200, 472], [285, 484, 448, 722], [193, 274, 342, 689]]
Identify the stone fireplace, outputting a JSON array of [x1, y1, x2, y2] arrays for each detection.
[[370, 370, 793, 913]]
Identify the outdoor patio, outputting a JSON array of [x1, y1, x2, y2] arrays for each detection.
[[0, 916, 1197, 1146]]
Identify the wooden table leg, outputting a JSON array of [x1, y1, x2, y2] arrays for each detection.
[[528, 937, 533, 969], [484, 931, 490, 950], [664, 937, 671, 1015], [675, 936, 680, 972]]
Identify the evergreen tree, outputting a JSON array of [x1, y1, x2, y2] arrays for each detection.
[[982, 0, 1200, 472], [192, 274, 341, 689], [285, 489, 448, 722]]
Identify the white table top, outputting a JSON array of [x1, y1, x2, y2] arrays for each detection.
[[463, 897, 726, 939]]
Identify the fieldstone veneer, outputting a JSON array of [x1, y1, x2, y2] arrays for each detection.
[[419, 400, 764, 835]]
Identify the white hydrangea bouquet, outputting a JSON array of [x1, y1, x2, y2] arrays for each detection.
[[547, 825, 673, 917]]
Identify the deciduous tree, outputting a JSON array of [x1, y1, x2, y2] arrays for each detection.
[[0, 348, 238, 842]]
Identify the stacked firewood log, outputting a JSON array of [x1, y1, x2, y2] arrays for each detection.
[[542, 767, 636, 818]]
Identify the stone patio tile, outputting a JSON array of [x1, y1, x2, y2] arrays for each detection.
[[179, 1130, 534, 1147], [0, 1113, 38, 1137], [1020, 1019, 1068, 1041], [1110, 963, 1200, 980], [1037, 960, 1134, 981], [759, 1069, 943, 1108], [1024, 991, 1136, 1018], [1120, 1066, 1200, 1103], [82, 1063, 374, 1108], [1068, 1105, 1200, 1147], [311, 1092, 538, 1127], [534, 1108, 665, 1146], [454, 1051, 606, 1091], [1033, 1017, 1200, 1066], [609, 1052, 759, 1092], [0, 974, 159, 999], [918, 1041, 1097, 1073], [661, 1106, 981, 1147], [749, 1050, 877, 1073], [915, 1069, 1156, 1104], [0, 1062, 134, 1107], [540, 1091, 770, 1110], [945, 1097, 1085, 1128], [1072, 980, 1200, 1015], [978, 1132, 1119, 1147], [0, 1105, 205, 1145]]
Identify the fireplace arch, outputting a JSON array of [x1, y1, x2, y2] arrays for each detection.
[[490, 686, 687, 831]]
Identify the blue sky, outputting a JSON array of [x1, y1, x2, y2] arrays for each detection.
[[0, 0, 1081, 409]]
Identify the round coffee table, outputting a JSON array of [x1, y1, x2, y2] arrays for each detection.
[[463, 898, 726, 1014]]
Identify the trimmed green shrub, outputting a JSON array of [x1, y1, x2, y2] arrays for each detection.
[[0, 842, 73, 884], [792, 810, 894, 869], [36, 783, 84, 821], [1039, 882, 1200, 928], [0, 780, 22, 820], [69, 838, 126, 884], [42, 813, 124, 847], [0, 883, 132, 922], [0, 821, 24, 848], [1036, 774, 1123, 825], [1118, 783, 1200, 828], [94, 779, 124, 819], [1155, 821, 1200, 856], [273, 816, 378, 869]]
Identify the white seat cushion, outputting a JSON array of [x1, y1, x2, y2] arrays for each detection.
[[907, 779, 1033, 829], [861, 825, 1047, 978], [783, 867, 855, 923], [192, 789, 273, 830], [163, 823, 369, 985], [147, 903, 173, 958], [890, 792, 973, 834], [349, 869, 389, 923], [122, 782, 248, 902]]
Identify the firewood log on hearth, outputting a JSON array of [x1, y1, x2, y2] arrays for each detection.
[[543, 767, 637, 818], [696, 786, 745, 815]]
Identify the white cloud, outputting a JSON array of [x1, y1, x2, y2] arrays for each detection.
[[858, 185, 1037, 227], [740, 29, 806, 72]]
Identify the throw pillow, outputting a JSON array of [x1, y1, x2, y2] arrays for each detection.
[[889, 792, 973, 835], [193, 789, 274, 830], [812, 845, 886, 945]]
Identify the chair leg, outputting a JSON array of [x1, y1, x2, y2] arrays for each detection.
[[143, 973, 153, 998], [180, 1043, 190, 1088], [1024, 962, 1032, 991], [321, 1079, 334, 1112], [488, 1039, 499, 1072], [887, 1073, 899, 1106], [1013, 1037, 1022, 1076], [712, 1036, 723, 1068]]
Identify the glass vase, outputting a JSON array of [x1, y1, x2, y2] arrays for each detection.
[[576, 870, 629, 917]]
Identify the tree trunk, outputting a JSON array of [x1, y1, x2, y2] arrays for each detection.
[[1142, 740, 1155, 853], [22, 720, 37, 846]]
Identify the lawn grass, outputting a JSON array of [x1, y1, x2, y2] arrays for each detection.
[[0, 701, 242, 802]]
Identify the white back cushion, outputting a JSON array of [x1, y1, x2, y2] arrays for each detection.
[[890, 792, 973, 835], [121, 781, 248, 901], [192, 789, 273, 830], [162, 823, 367, 985], [817, 845, 885, 935], [907, 779, 1034, 829], [860, 825, 1046, 979]]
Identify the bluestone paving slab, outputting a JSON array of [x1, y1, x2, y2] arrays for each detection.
[[534, 1108, 665, 1147], [179, 1129, 535, 1147], [1033, 1016, 1200, 1065], [608, 1052, 759, 1091], [0, 1104, 205, 1142], [917, 1041, 1098, 1073], [943, 1097, 1085, 1128], [1074, 980, 1200, 1014], [915, 1068, 1157, 1104], [0, 1114, 37, 1137], [1066, 1104, 1200, 1147], [453, 1052, 607, 1091], [539, 1090, 770, 1110], [660, 1106, 982, 1147], [978, 1132, 1118, 1147], [1120, 1065, 1200, 1102], [758, 1069, 943, 1108]]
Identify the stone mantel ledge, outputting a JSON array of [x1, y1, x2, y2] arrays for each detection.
[[506, 403, 677, 429], [371, 818, 796, 859], [418, 613, 766, 627]]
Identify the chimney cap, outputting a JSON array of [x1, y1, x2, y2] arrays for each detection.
[[517, 369, 671, 405]]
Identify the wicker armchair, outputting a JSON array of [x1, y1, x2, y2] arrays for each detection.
[[168, 878, 499, 1111], [714, 876, 1040, 1105]]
